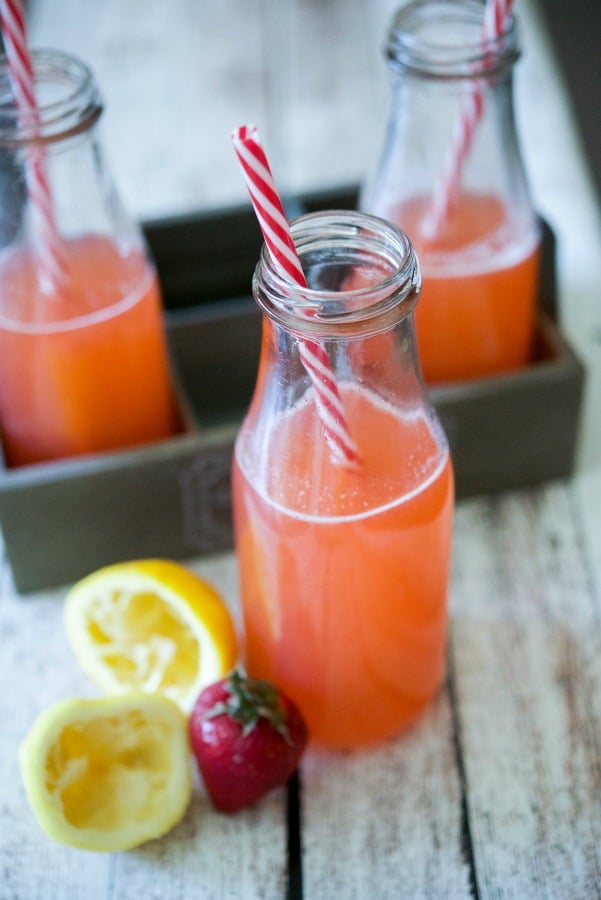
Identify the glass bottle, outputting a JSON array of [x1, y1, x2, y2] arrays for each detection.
[[232, 209, 454, 749], [0, 49, 178, 467], [361, 0, 541, 383]]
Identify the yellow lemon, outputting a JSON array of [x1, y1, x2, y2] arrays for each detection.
[[64, 559, 238, 713], [19, 693, 192, 852]]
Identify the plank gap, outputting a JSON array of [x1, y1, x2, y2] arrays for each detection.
[[447, 639, 481, 900], [287, 770, 303, 900]]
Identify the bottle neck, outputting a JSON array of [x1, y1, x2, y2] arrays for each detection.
[[386, 0, 520, 82], [252, 210, 421, 340], [0, 49, 102, 147], [361, 0, 537, 249]]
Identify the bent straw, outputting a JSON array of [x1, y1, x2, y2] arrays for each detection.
[[421, 0, 514, 239], [0, 0, 68, 292], [231, 124, 360, 467]]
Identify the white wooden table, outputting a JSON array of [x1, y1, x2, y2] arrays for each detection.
[[2, 1, 601, 897]]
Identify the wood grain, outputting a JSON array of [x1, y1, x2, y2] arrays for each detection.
[[450, 485, 601, 898], [300, 695, 471, 898], [27, 0, 394, 222]]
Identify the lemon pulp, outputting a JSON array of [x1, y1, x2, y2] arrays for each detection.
[[64, 559, 238, 712], [20, 694, 192, 852]]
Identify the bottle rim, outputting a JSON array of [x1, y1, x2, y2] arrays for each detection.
[[0, 48, 102, 147], [252, 209, 421, 338], [386, 0, 520, 80]]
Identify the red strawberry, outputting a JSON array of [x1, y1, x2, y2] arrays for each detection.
[[188, 670, 309, 813]]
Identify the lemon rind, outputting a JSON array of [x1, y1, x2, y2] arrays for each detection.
[[19, 693, 192, 853], [64, 560, 238, 713]]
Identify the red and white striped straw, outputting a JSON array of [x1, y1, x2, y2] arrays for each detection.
[[421, 0, 514, 240], [231, 124, 360, 467], [1, 0, 68, 292]]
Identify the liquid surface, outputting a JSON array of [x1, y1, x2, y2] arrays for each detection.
[[386, 193, 541, 383]]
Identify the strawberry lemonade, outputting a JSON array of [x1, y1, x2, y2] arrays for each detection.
[[382, 193, 540, 384], [0, 234, 178, 467], [233, 382, 453, 749], [232, 209, 454, 749]]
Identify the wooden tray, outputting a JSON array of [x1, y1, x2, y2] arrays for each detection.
[[0, 186, 585, 593]]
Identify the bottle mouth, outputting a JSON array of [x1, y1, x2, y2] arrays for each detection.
[[253, 210, 421, 338], [386, 0, 520, 80], [0, 49, 102, 146]]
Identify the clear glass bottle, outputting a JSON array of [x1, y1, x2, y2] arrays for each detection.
[[232, 209, 454, 749], [0, 49, 178, 467], [361, 0, 541, 383]]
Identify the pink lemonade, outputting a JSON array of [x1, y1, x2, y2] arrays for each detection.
[[386, 193, 541, 383], [0, 234, 179, 467], [233, 383, 454, 749]]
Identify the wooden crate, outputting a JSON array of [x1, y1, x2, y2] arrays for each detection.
[[0, 187, 585, 592]]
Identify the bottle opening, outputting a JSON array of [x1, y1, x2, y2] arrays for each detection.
[[386, 0, 520, 80], [253, 209, 421, 337], [0, 49, 102, 146]]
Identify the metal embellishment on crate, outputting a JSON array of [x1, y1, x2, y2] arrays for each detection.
[[179, 446, 234, 554]]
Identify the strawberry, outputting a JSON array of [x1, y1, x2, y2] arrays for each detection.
[[188, 670, 308, 813]]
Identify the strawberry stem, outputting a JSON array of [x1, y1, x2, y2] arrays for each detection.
[[205, 670, 292, 743]]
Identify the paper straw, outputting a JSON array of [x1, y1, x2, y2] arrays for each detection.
[[231, 124, 360, 467], [421, 0, 514, 240], [0, 0, 68, 292]]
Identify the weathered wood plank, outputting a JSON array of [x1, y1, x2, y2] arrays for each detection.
[[28, 0, 270, 220], [26, 0, 399, 224], [450, 484, 601, 899], [300, 693, 471, 898], [255, 0, 388, 198], [0, 564, 113, 900]]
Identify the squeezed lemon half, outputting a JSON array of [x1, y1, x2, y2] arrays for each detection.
[[64, 559, 238, 713], [19, 693, 192, 851]]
